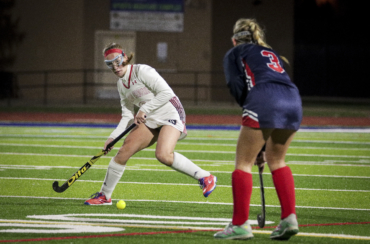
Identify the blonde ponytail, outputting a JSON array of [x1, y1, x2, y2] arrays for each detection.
[[233, 18, 289, 65]]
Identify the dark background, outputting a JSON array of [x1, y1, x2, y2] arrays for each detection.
[[293, 0, 369, 98], [1, 0, 369, 100]]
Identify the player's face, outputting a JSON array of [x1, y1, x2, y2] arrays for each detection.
[[105, 53, 127, 77]]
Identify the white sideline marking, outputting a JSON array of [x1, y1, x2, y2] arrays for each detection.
[[1, 143, 370, 158], [293, 139, 370, 145], [2, 137, 370, 149], [255, 230, 370, 240], [1, 150, 370, 161], [289, 146, 370, 151], [294, 232, 370, 240], [298, 128, 370, 133], [1, 220, 369, 240], [0, 195, 369, 211], [1, 163, 370, 179], [3, 133, 370, 144], [1, 176, 370, 192], [26, 213, 274, 226], [0, 134, 108, 139], [1, 163, 370, 178], [2, 152, 369, 167], [0, 222, 124, 233]]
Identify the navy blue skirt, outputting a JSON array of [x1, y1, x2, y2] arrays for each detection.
[[242, 82, 302, 131]]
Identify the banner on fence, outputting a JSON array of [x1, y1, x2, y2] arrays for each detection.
[[110, 0, 184, 32]]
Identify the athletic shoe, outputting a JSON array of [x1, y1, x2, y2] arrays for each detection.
[[84, 192, 112, 205], [214, 220, 254, 240], [270, 213, 299, 240], [199, 174, 217, 197]]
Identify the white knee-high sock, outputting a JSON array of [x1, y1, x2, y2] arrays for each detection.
[[100, 158, 125, 199], [171, 152, 210, 180]]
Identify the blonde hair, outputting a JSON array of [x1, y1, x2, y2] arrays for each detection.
[[233, 18, 289, 64], [103, 42, 134, 65]]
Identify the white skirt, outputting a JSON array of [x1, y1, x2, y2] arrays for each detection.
[[144, 101, 187, 140]]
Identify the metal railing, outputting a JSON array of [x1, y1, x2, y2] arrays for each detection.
[[3, 69, 235, 106]]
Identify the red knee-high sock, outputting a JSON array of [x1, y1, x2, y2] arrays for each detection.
[[272, 166, 296, 219], [232, 169, 253, 225]]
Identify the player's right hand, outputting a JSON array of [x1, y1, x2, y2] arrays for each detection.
[[135, 110, 147, 125], [254, 151, 266, 171]]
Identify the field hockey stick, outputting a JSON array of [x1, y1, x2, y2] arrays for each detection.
[[52, 123, 136, 193], [257, 163, 266, 228], [256, 145, 266, 228]]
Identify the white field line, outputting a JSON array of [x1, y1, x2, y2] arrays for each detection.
[[0, 143, 369, 159], [298, 128, 370, 133], [0, 163, 370, 179], [1, 140, 370, 151], [181, 143, 370, 151], [0, 219, 369, 240], [25, 213, 249, 226], [2, 134, 370, 145], [293, 139, 370, 145], [1, 176, 370, 192], [1, 152, 370, 168], [0, 195, 369, 211], [294, 232, 370, 240], [255, 230, 370, 240], [0, 134, 108, 139], [285, 161, 370, 166]]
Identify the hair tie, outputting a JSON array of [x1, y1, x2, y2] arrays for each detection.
[[233, 31, 251, 39]]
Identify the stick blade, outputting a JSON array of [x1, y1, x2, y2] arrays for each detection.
[[52, 181, 66, 193], [257, 214, 265, 228]]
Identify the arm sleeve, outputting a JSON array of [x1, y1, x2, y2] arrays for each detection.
[[137, 65, 176, 114], [109, 84, 135, 139], [223, 50, 248, 107]]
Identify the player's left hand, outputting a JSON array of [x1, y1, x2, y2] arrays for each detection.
[[135, 110, 147, 125]]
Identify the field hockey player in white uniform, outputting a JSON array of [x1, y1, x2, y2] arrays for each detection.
[[85, 43, 217, 205]]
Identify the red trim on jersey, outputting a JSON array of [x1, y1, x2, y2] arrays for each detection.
[[242, 116, 260, 128], [169, 96, 187, 135], [242, 59, 255, 87], [104, 48, 123, 57], [123, 65, 133, 89]]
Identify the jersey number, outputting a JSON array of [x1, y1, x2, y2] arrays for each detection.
[[261, 50, 285, 73]]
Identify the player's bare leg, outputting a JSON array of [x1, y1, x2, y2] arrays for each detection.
[[155, 125, 180, 166], [265, 129, 299, 240], [235, 127, 272, 172], [215, 127, 270, 239], [85, 123, 158, 205], [156, 125, 216, 197], [265, 129, 296, 171], [232, 127, 269, 224], [114, 123, 158, 165]]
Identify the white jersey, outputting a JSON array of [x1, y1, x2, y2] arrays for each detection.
[[109, 64, 187, 140]]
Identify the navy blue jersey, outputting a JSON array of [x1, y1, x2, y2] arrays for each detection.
[[223, 43, 297, 107], [223, 43, 302, 130]]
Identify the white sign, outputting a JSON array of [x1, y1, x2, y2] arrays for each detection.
[[110, 0, 184, 32]]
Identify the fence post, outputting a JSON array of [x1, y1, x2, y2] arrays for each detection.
[[194, 72, 198, 105], [83, 70, 87, 104], [43, 71, 48, 105]]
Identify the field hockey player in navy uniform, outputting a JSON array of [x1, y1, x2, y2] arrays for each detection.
[[84, 43, 217, 205], [214, 18, 302, 240]]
